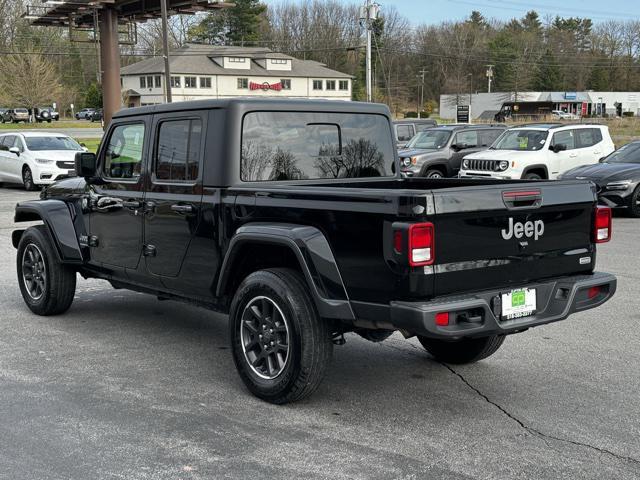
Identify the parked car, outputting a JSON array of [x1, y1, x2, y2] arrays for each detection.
[[398, 124, 506, 178], [75, 108, 95, 120], [551, 110, 578, 120], [393, 119, 437, 147], [559, 141, 640, 217], [11, 99, 616, 404], [33, 107, 53, 123], [0, 108, 7, 120], [90, 109, 103, 123], [459, 123, 615, 180], [38, 107, 59, 121], [0, 132, 85, 190], [2, 108, 29, 123]]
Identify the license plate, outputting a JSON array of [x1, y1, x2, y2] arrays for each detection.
[[501, 288, 536, 320]]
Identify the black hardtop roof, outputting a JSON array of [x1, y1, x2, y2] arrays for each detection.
[[113, 98, 392, 119]]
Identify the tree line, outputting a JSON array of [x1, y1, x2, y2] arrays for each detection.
[[1, 0, 640, 116]]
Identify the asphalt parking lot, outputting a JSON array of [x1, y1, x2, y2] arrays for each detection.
[[0, 186, 639, 480]]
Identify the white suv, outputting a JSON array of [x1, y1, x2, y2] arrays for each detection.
[[0, 132, 86, 190], [459, 124, 615, 180]]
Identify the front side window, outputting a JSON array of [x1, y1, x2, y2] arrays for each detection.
[[280, 79, 291, 90], [312, 80, 323, 90], [237, 78, 248, 89], [185, 76, 197, 88], [326, 80, 336, 90], [155, 119, 202, 182], [170, 76, 181, 88], [604, 142, 640, 164], [103, 123, 145, 179], [396, 125, 414, 142], [339, 80, 349, 91], [493, 129, 549, 151], [241, 112, 395, 181], [551, 130, 576, 150]]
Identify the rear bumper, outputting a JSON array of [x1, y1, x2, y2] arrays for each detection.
[[388, 272, 616, 339]]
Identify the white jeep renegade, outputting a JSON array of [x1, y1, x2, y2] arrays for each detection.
[[459, 123, 615, 180]]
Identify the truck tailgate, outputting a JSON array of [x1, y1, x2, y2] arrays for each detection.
[[431, 181, 596, 296]]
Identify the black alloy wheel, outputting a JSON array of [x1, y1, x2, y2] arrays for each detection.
[[21, 244, 47, 301]]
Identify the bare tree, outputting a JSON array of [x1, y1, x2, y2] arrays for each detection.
[[0, 52, 63, 107]]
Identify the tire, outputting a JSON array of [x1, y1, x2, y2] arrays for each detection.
[[523, 172, 542, 180], [628, 186, 640, 218], [423, 169, 445, 179], [16, 225, 76, 316], [229, 268, 333, 404], [22, 167, 37, 191], [417, 334, 506, 364]]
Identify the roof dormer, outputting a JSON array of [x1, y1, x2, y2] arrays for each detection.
[[254, 54, 292, 71]]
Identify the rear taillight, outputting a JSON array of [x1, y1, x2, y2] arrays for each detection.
[[408, 222, 434, 266], [594, 206, 612, 243]]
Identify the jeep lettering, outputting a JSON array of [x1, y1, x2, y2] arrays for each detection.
[[501, 218, 545, 241]]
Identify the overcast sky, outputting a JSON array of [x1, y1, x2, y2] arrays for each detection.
[[263, 0, 640, 25]]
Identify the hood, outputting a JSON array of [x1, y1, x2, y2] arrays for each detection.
[[562, 162, 640, 183], [28, 150, 82, 161], [463, 149, 541, 160], [397, 148, 441, 158]]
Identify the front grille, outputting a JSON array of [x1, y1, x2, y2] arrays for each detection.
[[56, 161, 75, 169], [467, 159, 500, 171]]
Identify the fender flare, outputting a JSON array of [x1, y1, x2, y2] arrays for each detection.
[[13, 200, 83, 263], [216, 223, 354, 320], [522, 164, 549, 179], [419, 160, 450, 177]]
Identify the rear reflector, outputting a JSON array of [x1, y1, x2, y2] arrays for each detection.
[[594, 206, 612, 243], [587, 286, 602, 299], [393, 231, 403, 253], [435, 312, 449, 326], [409, 222, 434, 266]]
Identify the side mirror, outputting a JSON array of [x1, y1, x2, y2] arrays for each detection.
[[75, 151, 97, 178], [80, 142, 86, 147], [8, 147, 20, 156], [551, 144, 567, 153]]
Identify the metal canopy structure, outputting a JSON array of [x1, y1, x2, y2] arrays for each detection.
[[24, 0, 234, 125]]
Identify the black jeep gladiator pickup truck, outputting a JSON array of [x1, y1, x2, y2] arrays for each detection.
[[12, 99, 616, 404]]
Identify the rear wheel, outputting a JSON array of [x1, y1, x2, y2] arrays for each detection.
[[628, 186, 640, 218], [229, 268, 333, 404], [417, 335, 506, 364], [17, 226, 76, 315]]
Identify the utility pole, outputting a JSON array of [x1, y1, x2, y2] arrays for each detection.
[[359, 0, 380, 102], [485, 64, 494, 93], [160, 0, 172, 103], [417, 67, 427, 118]]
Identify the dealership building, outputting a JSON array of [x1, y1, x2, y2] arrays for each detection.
[[439, 91, 640, 121], [120, 44, 353, 107]]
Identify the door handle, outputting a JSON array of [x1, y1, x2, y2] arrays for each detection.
[[569, 153, 578, 158], [171, 203, 195, 214], [122, 200, 142, 209]]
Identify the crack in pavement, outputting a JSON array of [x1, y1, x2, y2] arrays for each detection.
[[384, 338, 640, 467]]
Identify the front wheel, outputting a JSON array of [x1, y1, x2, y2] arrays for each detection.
[[22, 167, 37, 191], [17, 225, 76, 315], [229, 268, 333, 404], [423, 169, 445, 179], [417, 334, 505, 364], [523, 172, 542, 180], [628, 185, 640, 218]]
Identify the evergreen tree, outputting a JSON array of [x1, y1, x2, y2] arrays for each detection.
[[188, 0, 266, 45], [532, 49, 563, 90]]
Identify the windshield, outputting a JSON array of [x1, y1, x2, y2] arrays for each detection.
[[25, 136, 82, 151], [604, 143, 640, 164], [405, 130, 451, 149], [493, 129, 548, 151]]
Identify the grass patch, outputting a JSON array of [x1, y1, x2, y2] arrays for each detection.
[[0, 120, 100, 130]]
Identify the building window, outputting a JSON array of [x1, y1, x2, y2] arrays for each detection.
[[154, 76, 161, 88], [280, 79, 291, 90], [170, 76, 181, 88], [237, 78, 248, 89], [185, 76, 197, 88], [271, 59, 288, 64], [228, 57, 247, 63], [339, 80, 349, 91], [139, 76, 146, 88], [326, 80, 336, 90], [312, 80, 323, 90], [200, 77, 211, 88], [147, 76, 153, 88]]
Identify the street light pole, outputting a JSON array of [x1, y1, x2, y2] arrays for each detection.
[[485, 64, 494, 93], [160, 0, 172, 103], [359, 0, 379, 103], [417, 67, 427, 118]]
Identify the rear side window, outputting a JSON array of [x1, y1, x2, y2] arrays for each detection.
[[242, 112, 395, 181], [155, 119, 202, 182], [454, 130, 478, 147], [552, 130, 576, 150], [103, 123, 145, 179], [396, 124, 414, 142], [576, 128, 603, 148]]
